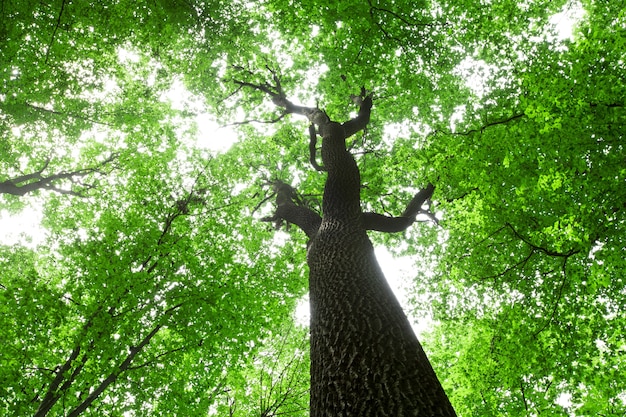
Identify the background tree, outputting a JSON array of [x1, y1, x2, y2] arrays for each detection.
[[212, 323, 310, 417], [0, 147, 308, 415], [1, 3, 305, 415], [399, 3, 626, 415]]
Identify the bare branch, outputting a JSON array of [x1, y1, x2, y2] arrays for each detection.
[[0, 153, 118, 197], [231, 73, 328, 126], [223, 110, 289, 128], [401, 183, 435, 220], [362, 184, 435, 232], [368, 3, 434, 28], [126, 345, 187, 371], [520, 379, 529, 412], [361, 212, 413, 232], [260, 180, 321, 239]]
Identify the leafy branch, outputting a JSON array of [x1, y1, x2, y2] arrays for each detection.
[[436, 113, 526, 136], [505, 222, 580, 258], [532, 257, 570, 338], [65, 303, 184, 417], [366, 0, 440, 46], [257, 328, 309, 417], [33, 306, 106, 417], [368, 2, 434, 28], [24, 102, 114, 127], [44, 0, 67, 64], [32, 174, 210, 416]]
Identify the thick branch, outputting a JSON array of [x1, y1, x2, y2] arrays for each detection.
[[401, 183, 435, 219], [33, 346, 83, 417], [33, 306, 106, 417], [362, 212, 414, 232], [308, 124, 326, 172], [66, 325, 163, 417], [261, 181, 321, 239], [362, 184, 435, 232], [341, 88, 373, 138]]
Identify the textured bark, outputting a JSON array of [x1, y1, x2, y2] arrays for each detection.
[[249, 79, 456, 415], [307, 106, 455, 417]]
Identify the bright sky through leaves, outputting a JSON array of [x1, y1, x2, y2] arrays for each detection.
[[1, 0, 624, 415]]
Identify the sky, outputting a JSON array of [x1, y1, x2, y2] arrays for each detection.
[[0, 206, 45, 247]]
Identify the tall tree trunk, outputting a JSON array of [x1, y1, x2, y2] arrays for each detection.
[[306, 119, 456, 416], [244, 77, 457, 415]]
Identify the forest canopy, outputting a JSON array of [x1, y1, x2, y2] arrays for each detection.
[[1, 0, 624, 416]]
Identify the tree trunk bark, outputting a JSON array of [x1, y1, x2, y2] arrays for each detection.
[[306, 117, 456, 416]]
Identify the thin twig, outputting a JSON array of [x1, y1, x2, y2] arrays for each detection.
[[44, 0, 67, 64]]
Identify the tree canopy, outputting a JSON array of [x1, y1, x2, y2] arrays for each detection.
[[1, 0, 624, 416]]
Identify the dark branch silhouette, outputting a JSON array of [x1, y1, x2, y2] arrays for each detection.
[[0, 153, 118, 197], [245, 77, 435, 239], [44, 0, 67, 64], [65, 303, 183, 417], [435, 113, 526, 137]]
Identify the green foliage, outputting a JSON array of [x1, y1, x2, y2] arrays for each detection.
[[1, 0, 625, 415], [404, 3, 626, 415], [0, 142, 309, 414], [210, 323, 310, 416]]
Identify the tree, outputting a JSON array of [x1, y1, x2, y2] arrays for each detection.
[[2, 0, 625, 415], [396, 3, 626, 415], [233, 75, 456, 415], [0, 152, 307, 415], [2, 2, 308, 415], [212, 323, 310, 417]]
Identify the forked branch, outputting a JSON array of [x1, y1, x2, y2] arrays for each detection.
[[363, 184, 435, 232], [232, 71, 373, 136], [236, 73, 432, 236], [0, 153, 118, 197]]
